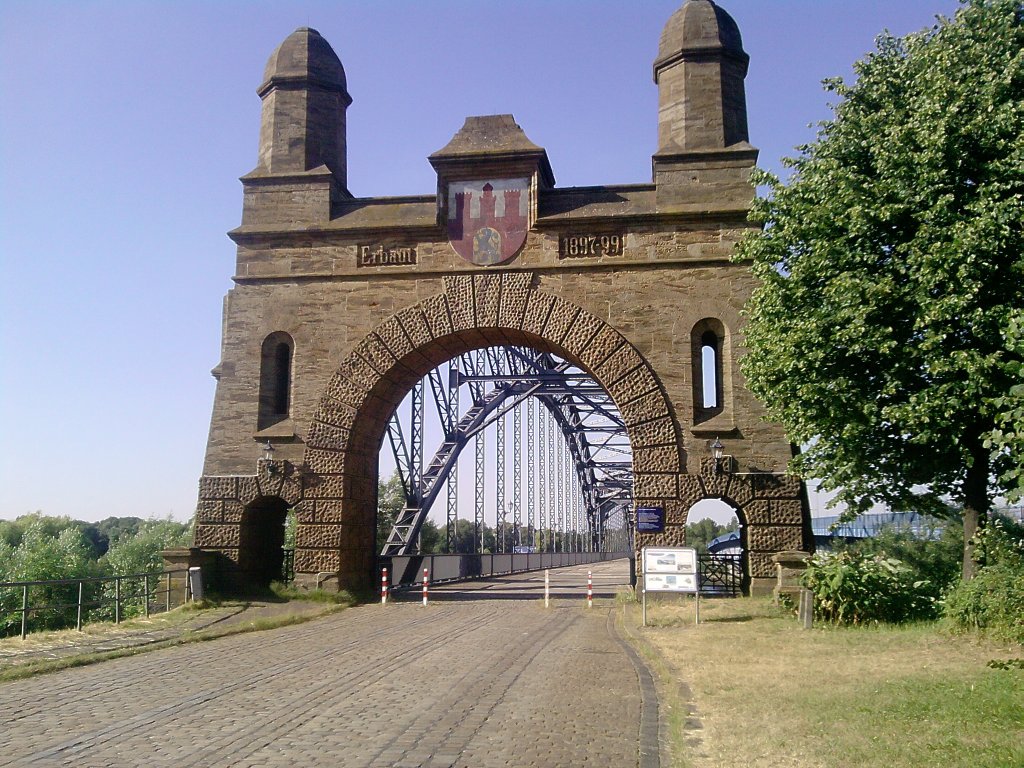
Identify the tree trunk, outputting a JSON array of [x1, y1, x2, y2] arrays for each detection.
[[961, 442, 991, 581]]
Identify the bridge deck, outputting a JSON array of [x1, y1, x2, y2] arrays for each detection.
[[1, 561, 658, 768]]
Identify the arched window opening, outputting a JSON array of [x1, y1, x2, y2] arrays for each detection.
[[692, 319, 726, 422], [701, 330, 718, 409], [273, 342, 291, 416], [258, 332, 294, 430]]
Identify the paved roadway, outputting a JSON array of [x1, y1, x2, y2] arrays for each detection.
[[0, 560, 657, 768]]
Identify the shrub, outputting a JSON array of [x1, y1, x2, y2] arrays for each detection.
[[944, 518, 1024, 644], [801, 550, 937, 625]]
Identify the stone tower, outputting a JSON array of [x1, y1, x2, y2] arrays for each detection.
[[653, 0, 758, 212], [243, 27, 353, 227]]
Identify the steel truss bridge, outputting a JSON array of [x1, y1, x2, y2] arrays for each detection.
[[381, 346, 634, 561]]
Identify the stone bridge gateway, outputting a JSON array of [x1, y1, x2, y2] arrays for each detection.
[[191, 0, 812, 596]]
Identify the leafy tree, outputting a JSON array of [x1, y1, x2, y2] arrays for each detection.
[[735, 0, 1024, 579], [686, 516, 739, 554], [0, 519, 101, 635]]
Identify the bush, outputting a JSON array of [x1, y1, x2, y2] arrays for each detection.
[[0, 519, 102, 635], [801, 550, 937, 625], [944, 518, 1024, 644]]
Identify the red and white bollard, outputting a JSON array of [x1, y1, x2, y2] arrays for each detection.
[[587, 570, 593, 608], [422, 568, 429, 607], [381, 567, 388, 606]]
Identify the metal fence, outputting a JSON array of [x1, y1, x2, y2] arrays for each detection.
[[379, 551, 630, 589], [697, 554, 743, 596], [0, 569, 194, 640]]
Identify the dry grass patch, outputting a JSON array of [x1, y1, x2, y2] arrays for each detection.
[[625, 595, 1022, 768]]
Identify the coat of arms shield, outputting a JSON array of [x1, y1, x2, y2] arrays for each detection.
[[447, 179, 530, 266]]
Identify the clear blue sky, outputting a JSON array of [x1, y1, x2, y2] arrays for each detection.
[[0, 1, 960, 523]]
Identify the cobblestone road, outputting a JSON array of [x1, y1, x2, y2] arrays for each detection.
[[0, 561, 655, 768]]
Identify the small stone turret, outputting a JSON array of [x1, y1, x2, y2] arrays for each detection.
[[241, 28, 351, 226], [652, 0, 757, 212], [257, 27, 351, 184]]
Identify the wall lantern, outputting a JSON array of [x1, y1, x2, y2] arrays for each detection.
[[709, 436, 724, 475]]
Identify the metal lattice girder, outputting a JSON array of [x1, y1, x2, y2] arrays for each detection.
[[383, 346, 635, 556]]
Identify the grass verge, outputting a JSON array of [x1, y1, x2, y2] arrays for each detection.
[[625, 594, 1023, 768]]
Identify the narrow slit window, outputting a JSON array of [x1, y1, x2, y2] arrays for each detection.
[[258, 332, 294, 429], [273, 342, 291, 415], [701, 330, 718, 409]]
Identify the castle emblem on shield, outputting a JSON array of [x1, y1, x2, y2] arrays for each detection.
[[447, 178, 530, 266]]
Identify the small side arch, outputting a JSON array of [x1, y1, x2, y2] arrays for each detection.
[[238, 495, 290, 588]]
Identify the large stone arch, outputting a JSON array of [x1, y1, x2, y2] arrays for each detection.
[[191, 8, 816, 597], [292, 271, 685, 590]]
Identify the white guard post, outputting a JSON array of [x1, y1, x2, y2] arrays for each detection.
[[641, 547, 699, 627]]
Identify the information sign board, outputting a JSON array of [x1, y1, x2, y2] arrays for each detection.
[[642, 547, 698, 593], [636, 507, 665, 533]]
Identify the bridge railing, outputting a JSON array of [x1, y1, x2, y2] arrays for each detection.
[[379, 551, 630, 588], [0, 569, 193, 640]]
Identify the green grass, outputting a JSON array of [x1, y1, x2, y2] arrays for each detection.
[[629, 597, 1023, 768]]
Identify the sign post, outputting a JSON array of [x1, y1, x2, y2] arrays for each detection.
[[641, 546, 699, 627]]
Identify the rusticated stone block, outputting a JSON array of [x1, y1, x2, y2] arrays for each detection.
[[620, 389, 671, 427], [296, 523, 345, 548], [314, 396, 357, 430], [609, 364, 658, 405], [346, 351, 384, 390], [770, 499, 805, 525], [293, 500, 316, 524], [751, 474, 802, 499], [661, 499, 687, 525], [314, 499, 346, 523], [559, 311, 603, 360], [421, 294, 454, 339], [725, 475, 755, 507], [222, 501, 245, 523], [541, 299, 580, 346], [237, 476, 259, 505], [193, 523, 240, 548], [597, 347, 643, 387], [497, 273, 531, 329], [577, 327, 622, 372], [303, 448, 346, 474], [219, 548, 240, 564], [199, 476, 237, 501], [375, 318, 414, 362], [633, 445, 681, 474], [444, 275, 476, 330], [195, 500, 222, 524], [303, 474, 347, 499], [306, 421, 348, 452], [678, 474, 703, 508], [324, 373, 365, 408], [520, 291, 556, 337], [748, 525, 803, 552], [256, 463, 285, 498], [396, 306, 432, 348], [473, 273, 502, 327], [743, 499, 770, 525], [278, 475, 302, 506], [630, 417, 676, 448], [294, 547, 341, 574], [748, 552, 775, 579], [357, 334, 397, 376], [700, 467, 729, 498], [634, 473, 677, 498]]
